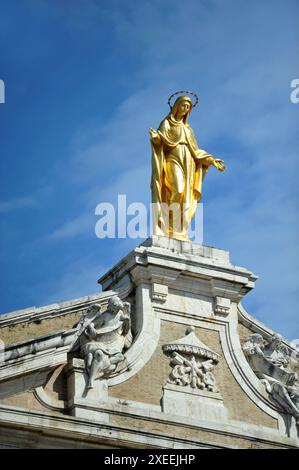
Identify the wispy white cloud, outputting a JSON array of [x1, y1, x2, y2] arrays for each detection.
[[26, 238, 137, 308], [31, 257, 108, 307], [0, 195, 39, 213], [0, 184, 53, 214], [45, 164, 150, 242], [46, 212, 93, 241]]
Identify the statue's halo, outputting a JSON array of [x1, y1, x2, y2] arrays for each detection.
[[168, 90, 199, 109]]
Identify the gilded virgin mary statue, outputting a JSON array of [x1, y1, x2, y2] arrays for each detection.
[[150, 91, 225, 241]]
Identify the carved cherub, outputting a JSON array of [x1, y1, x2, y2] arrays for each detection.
[[243, 333, 265, 357], [263, 334, 290, 369], [78, 297, 132, 389], [243, 332, 299, 424]]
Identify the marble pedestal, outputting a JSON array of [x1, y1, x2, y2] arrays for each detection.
[[99, 235, 257, 316], [67, 358, 109, 423], [162, 384, 228, 421]]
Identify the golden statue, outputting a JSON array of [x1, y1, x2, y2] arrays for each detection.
[[150, 91, 225, 241]]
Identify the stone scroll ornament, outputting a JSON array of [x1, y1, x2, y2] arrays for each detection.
[[243, 333, 299, 424], [71, 297, 132, 389], [163, 327, 219, 392]]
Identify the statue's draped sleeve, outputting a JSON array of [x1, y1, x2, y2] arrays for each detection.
[[150, 117, 212, 209], [150, 119, 168, 226], [187, 125, 212, 200]]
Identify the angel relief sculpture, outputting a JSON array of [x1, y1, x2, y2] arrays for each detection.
[[72, 297, 132, 389], [243, 333, 299, 424]]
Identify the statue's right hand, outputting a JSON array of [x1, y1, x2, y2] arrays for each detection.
[[149, 128, 160, 143]]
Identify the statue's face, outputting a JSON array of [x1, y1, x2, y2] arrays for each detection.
[[176, 100, 191, 116], [108, 297, 123, 314], [271, 336, 283, 350], [255, 335, 264, 346]]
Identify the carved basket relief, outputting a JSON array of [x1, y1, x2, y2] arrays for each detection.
[[162, 327, 227, 421], [163, 326, 219, 392]]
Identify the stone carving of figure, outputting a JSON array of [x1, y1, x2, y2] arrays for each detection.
[[263, 334, 290, 369], [242, 333, 265, 360], [243, 333, 299, 424], [150, 92, 225, 241], [78, 297, 132, 389]]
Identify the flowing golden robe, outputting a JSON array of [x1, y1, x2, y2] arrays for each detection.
[[151, 99, 213, 241]]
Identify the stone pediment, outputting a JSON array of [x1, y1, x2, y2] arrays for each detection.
[[0, 238, 298, 449]]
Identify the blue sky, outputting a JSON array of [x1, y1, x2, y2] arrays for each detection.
[[0, 0, 298, 339]]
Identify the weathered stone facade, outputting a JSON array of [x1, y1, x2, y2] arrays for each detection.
[[0, 237, 298, 448]]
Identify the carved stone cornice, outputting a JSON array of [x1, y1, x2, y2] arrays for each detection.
[[98, 237, 257, 304]]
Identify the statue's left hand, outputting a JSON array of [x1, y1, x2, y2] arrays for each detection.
[[213, 158, 226, 172]]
